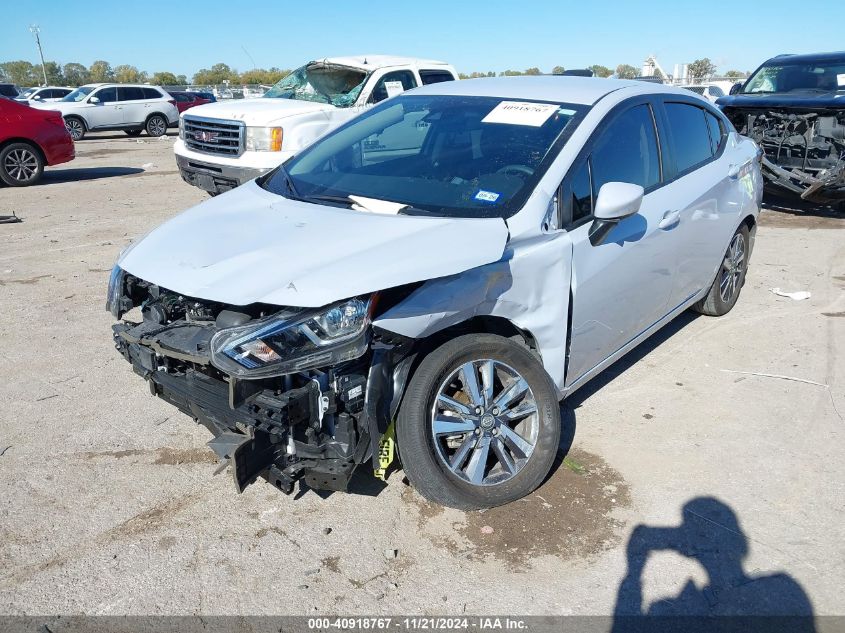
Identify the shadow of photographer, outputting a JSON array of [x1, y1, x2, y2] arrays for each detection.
[[612, 496, 815, 633]]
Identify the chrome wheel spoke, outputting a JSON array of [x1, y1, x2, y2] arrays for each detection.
[[480, 360, 495, 407], [499, 424, 533, 459], [449, 435, 476, 471], [437, 394, 473, 417], [493, 377, 528, 411], [502, 399, 537, 422], [433, 415, 477, 436], [464, 436, 491, 484], [460, 362, 484, 407], [492, 437, 517, 475]]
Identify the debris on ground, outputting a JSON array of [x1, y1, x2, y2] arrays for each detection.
[[0, 445, 11, 457], [721, 369, 828, 388], [0, 213, 23, 224], [383, 548, 399, 559], [771, 287, 811, 301], [322, 527, 332, 535], [141, 163, 156, 169]]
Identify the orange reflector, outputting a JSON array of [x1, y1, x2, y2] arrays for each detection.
[[270, 127, 283, 152]]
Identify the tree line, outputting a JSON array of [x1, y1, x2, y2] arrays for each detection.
[[0, 60, 291, 87], [1, 57, 749, 88]]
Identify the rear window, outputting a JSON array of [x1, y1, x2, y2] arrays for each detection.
[[664, 103, 713, 174], [420, 70, 456, 85], [142, 87, 163, 99]]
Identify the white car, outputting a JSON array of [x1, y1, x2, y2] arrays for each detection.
[[14, 86, 73, 104], [32, 83, 179, 140], [108, 77, 762, 509], [174, 55, 457, 195]]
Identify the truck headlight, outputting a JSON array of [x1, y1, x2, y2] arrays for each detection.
[[178, 117, 185, 140], [210, 296, 374, 378], [245, 126, 283, 152]]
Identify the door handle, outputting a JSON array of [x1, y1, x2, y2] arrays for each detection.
[[658, 210, 681, 230]]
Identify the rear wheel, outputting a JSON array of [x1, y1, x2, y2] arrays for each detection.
[[397, 334, 561, 510], [125, 129, 143, 137], [64, 116, 85, 141], [692, 224, 750, 316], [145, 114, 167, 137], [0, 142, 44, 186]]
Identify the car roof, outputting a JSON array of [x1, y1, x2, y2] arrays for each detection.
[[410, 75, 693, 106], [768, 50, 845, 64], [318, 55, 451, 70], [80, 83, 164, 89]]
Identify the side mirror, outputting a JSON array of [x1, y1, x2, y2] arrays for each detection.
[[729, 82, 742, 95], [33, 94, 43, 101], [589, 182, 643, 246], [89, 96, 101, 104]]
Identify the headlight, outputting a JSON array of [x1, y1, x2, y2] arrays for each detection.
[[178, 117, 185, 140], [245, 126, 283, 152], [106, 265, 127, 318], [210, 296, 373, 378]]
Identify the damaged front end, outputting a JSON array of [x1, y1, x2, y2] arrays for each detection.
[[722, 107, 845, 205], [107, 266, 407, 495]]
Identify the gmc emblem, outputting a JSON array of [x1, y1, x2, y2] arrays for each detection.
[[194, 130, 219, 143]]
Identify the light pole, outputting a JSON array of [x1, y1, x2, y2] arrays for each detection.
[[29, 25, 48, 86]]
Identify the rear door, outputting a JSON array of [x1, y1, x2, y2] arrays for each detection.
[[562, 98, 679, 388], [118, 86, 148, 125]]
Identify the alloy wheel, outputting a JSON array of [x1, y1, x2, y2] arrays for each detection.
[[719, 233, 746, 303], [3, 148, 39, 183], [147, 116, 166, 136], [65, 119, 83, 140], [430, 359, 539, 486]]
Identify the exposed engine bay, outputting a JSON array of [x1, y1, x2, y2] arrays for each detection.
[[109, 272, 413, 495], [722, 107, 845, 205]]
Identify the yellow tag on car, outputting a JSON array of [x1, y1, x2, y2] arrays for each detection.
[[374, 421, 395, 480]]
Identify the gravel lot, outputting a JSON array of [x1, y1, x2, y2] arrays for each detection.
[[1, 132, 843, 618]]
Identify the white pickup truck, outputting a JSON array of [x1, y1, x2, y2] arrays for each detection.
[[174, 55, 458, 195]]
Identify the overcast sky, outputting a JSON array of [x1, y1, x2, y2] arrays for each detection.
[[2, 0, 842, 77]]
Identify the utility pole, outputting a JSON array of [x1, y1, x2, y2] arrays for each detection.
[[29, 25, 48, 86]]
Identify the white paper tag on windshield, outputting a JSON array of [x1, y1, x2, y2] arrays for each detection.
[[482, 101, 559, 127], [384, 81, 405, 98], [837, 74, 845, 87]]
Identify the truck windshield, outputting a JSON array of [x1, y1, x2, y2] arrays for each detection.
[[62, 86, 95, 102], [743, 58, 845, 93], [263, 62, 368, 108], [260, 94, 586, 219]]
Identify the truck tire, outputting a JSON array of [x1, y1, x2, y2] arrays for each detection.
[[396, 334, 561, 510], [692, 224, 750, 316]]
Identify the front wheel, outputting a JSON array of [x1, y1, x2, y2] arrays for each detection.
[[64, 116, 85, 141], [692, 224, 750, 316], [397, 334, 561, 510], [0, 142, 44, 186], [145, 115, 168, 137]]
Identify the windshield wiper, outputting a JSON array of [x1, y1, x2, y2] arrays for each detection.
[[301, 193, 423, 215], [275, 165, 301, 199]]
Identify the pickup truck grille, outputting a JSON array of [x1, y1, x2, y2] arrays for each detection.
[[182, 116, 244, 157]]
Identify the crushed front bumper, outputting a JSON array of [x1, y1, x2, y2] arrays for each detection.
[[112, 320, 367, 493]]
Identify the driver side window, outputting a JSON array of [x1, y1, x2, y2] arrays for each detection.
[[368, 71, 418, 104], [93, 87, 117, 103]]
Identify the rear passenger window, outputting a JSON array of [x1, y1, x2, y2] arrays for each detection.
[[119, 87, 145, 101], [419, 70, 455, 85], [591, 104, 660, 195], [142, 88, 163, 100], [705, 111, 724, 154], [665, 103, 713, 173]]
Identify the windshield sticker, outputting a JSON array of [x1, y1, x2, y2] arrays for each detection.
[[558, 108, 576, 116], [384, 81, 405, 98], [474, 190, 501, 203], [482, 101, 559, 127], [837, 74, 845, 87]]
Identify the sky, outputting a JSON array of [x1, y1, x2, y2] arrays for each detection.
[[2, 0, 843, 79]]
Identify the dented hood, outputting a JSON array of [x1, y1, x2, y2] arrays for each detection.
[[118, 181, 510, 308], [184, 98, 335, 125]]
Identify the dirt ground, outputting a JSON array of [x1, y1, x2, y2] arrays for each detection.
[[0, 132, 843, 618]]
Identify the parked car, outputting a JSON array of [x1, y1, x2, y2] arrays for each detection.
[[717, 50, 845, 206], [174, 55, 458, 195], [15, 86, 74, 104], [680, 84, 725, 102], [108, 76, 761, 509], [168, 91, 212, 114], [0, 84, 20, 98], [31, 83, 179, 141], [187, 90, 217, 103], [0, 96, 74, 186]]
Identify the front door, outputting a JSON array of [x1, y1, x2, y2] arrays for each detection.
[[85, 87, 122, 128], [562, 100, 678, 388]]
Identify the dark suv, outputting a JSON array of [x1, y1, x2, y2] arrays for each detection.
[[717, 51, 845, 206], [0, 84, 20, 98]]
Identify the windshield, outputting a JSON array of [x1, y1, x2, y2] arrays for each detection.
[[62, 86, 95, 102], [18, 88, 38, 99], [743, 59, 845, 93], [260, 94, 586, 219], [263, 62, 368, 107]]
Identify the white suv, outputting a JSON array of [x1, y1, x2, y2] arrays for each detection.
[[14, 86, 74, 104], [33, 83, 179, 140]]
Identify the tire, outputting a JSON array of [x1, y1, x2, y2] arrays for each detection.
[[396, 334, 561, 510], [0, 142, 44, 187], [64, 116, 85, 141], [145, 114, 167, 137], [692, 224, 750, 316], [125, 129, 143, 137]]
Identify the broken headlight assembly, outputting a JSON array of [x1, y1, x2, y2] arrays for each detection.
[[210, 296, 374, 378]]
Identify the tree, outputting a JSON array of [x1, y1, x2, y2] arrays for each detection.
[[551, 66, 566, 75], [176, 74, 188, 85], [724, 69, 746, 80], [88, 60, 114, 83], [238, 67, 290, 85], [687, 58, 716, 83], [524, 67, 541, 76], [193, 63, 239, 85], [151, 71, 179, 86], [588, 64, 613, 78], [62, 62, 89, 86], [499, 69, 524, 76], [113, 64, 147, 83], [43, 61, 64, 85], [615, 64, 638, 79], [0, 60, 39, 85]]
